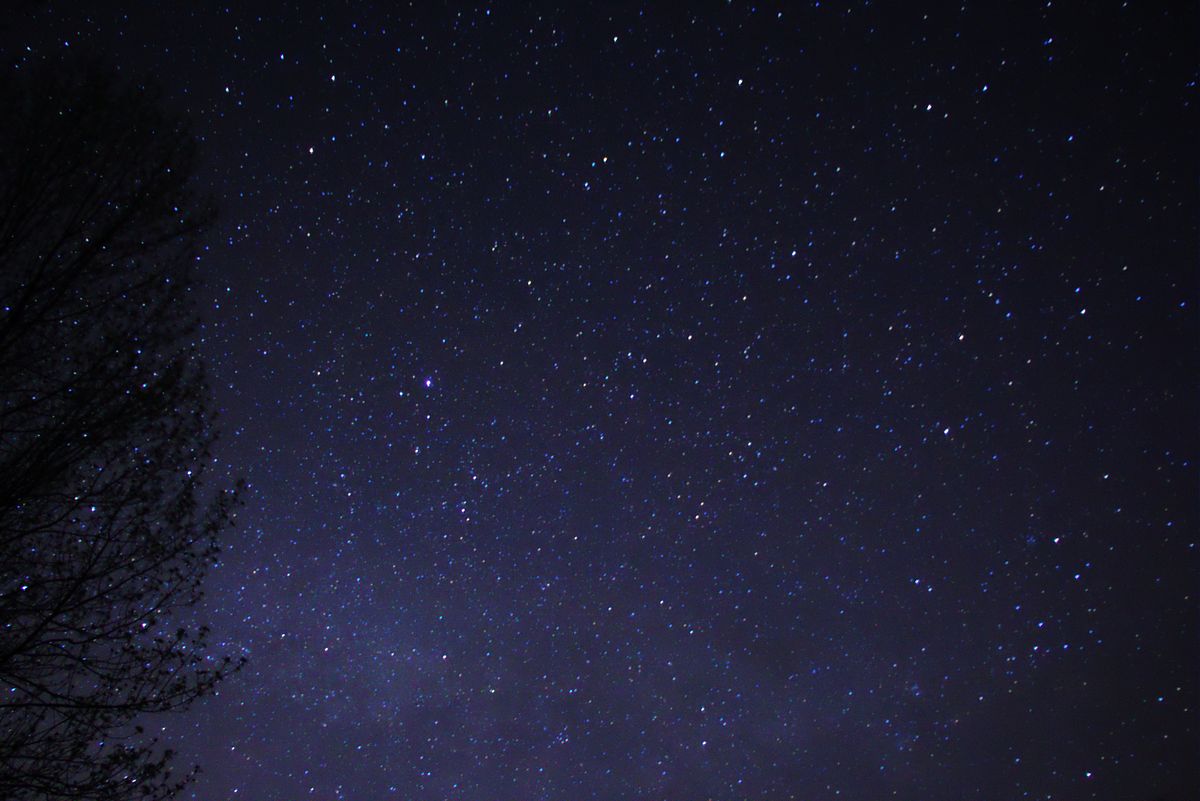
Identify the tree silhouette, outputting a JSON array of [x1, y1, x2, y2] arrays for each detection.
[[0, 64, 241, 800]]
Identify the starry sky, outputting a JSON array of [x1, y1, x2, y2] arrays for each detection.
[[4, 2, 1197, 799]]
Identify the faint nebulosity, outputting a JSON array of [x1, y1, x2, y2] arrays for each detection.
[[3, 3, 1194, 799]]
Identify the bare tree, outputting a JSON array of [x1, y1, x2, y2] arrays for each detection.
[[0, 63, 241, 800]]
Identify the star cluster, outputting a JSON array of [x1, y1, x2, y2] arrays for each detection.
[[4, 2, 1195, 799]]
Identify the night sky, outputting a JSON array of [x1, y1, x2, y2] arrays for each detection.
[[4, 2, 1197, 799]]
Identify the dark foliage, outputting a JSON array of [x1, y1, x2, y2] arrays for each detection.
[[0, 64, 240, 800]]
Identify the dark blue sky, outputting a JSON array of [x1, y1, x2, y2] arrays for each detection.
[[5, 2, 1196, 799]]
